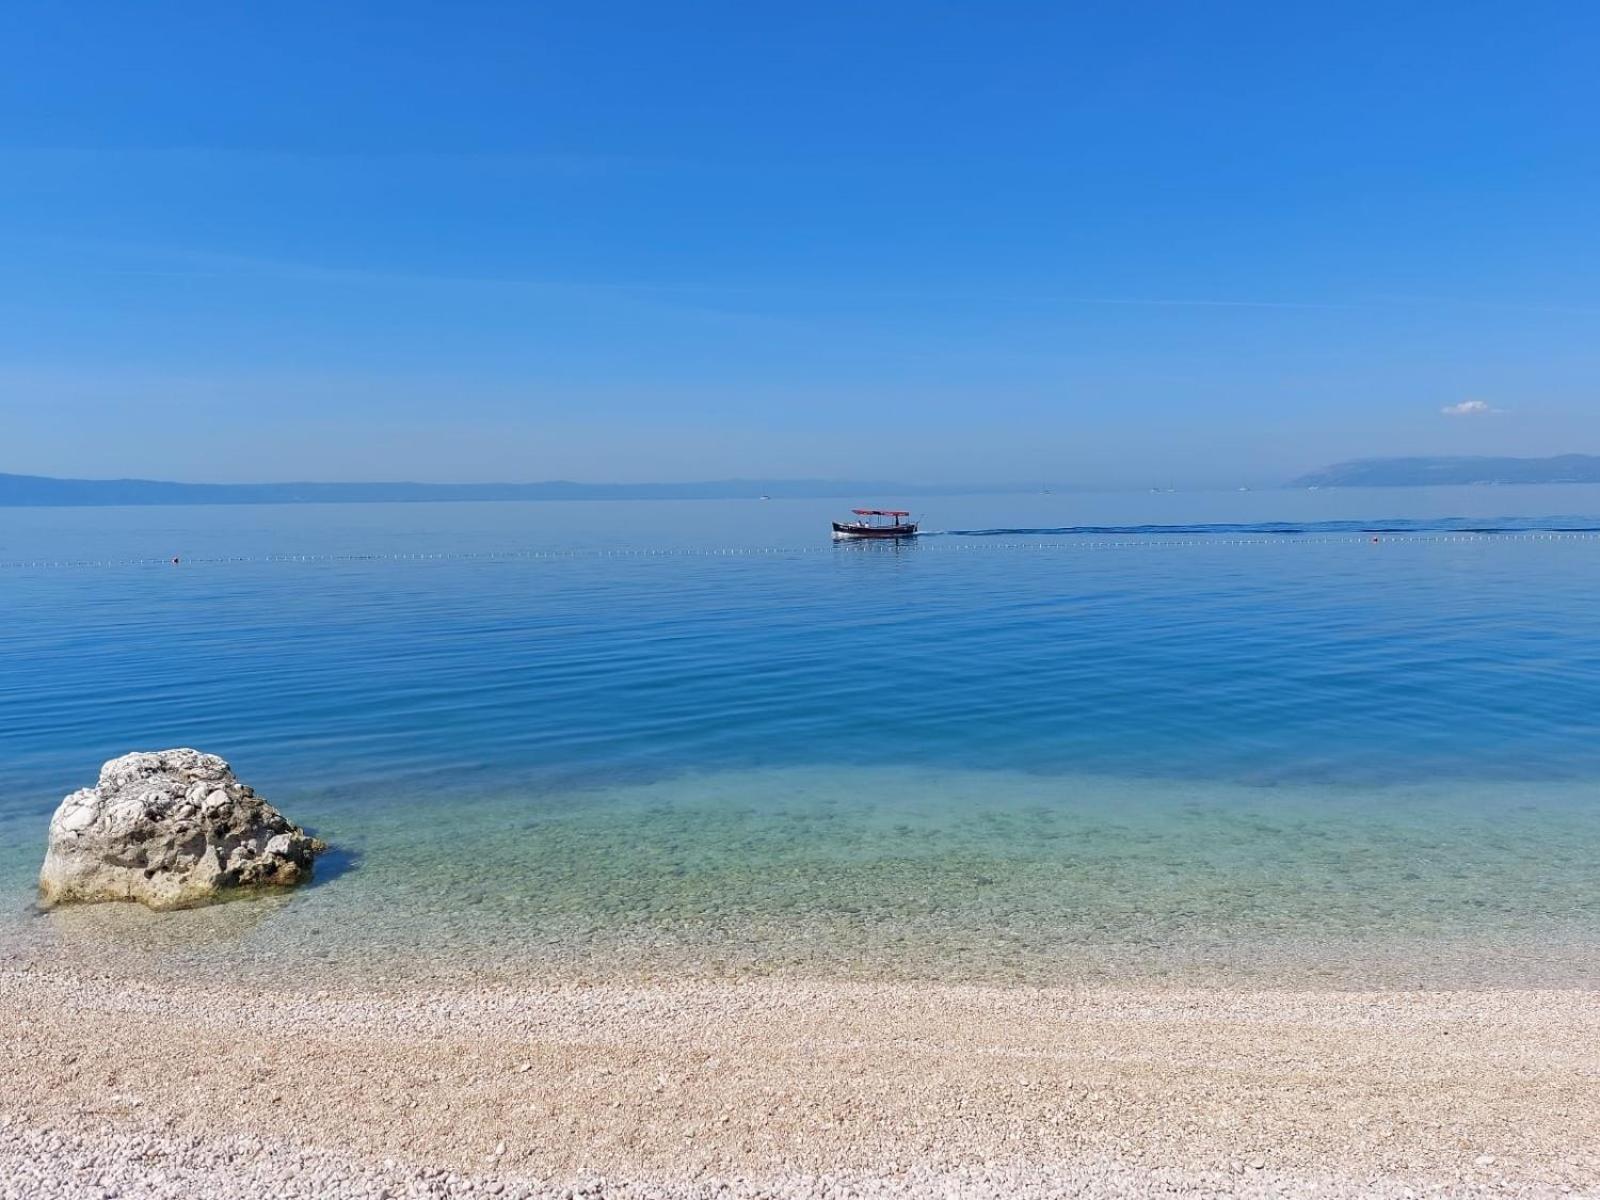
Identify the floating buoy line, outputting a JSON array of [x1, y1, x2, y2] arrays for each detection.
[[1, 529, 1597, 571]]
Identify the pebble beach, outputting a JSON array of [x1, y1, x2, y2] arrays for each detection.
[[5, 963, 1598, 1198]]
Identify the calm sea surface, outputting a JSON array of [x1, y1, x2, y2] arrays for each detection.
[[2, 487, 1599, 988]]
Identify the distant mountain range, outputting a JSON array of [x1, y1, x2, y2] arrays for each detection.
[[0, 472, 1031, 508], [7, 457, 1597, 506], [1289, 455, 1600, 488]]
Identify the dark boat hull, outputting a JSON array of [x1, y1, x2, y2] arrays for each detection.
[[832, 521, 919, 539]]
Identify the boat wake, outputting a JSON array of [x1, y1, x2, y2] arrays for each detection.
[[922, 517, 1600, 538]]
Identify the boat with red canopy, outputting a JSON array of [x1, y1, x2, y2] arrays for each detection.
[[831, 509, 919, 539]]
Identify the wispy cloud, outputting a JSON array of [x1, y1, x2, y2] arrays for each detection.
[[1441, 399, 1499, 416], [0, 144, 660, 177]]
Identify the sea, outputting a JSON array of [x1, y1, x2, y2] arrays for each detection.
[[2, 486, 1598, 990]]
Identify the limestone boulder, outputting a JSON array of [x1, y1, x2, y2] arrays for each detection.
[[39, 749, 327, 910]]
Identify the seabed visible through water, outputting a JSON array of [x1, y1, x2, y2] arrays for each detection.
[[7, 764, 1600, 991]]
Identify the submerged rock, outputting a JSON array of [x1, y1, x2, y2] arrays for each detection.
[[39, 749, 327, 910]]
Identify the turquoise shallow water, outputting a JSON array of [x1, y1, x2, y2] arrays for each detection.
[[2, 488, 1599, 986]]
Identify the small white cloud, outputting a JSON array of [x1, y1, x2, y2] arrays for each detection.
[[1441, 399, 1497, 416]]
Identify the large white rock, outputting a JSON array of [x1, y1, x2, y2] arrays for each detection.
[[39, 749, 327, 910]]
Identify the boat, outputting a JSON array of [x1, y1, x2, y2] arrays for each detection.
[[832, 509, 918, 539]]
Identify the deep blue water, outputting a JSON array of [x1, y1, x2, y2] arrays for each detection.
[[3, 487, 1599, 986]]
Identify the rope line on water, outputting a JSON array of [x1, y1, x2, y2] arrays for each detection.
[[1, 530, 1597, 571]]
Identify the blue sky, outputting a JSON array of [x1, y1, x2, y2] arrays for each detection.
[[2, 2, 1597, 486]]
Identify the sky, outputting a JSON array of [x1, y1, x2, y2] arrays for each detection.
[[1, 1, 1597, 488]]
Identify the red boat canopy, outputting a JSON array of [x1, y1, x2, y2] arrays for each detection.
[[852, 508, 910, 516]]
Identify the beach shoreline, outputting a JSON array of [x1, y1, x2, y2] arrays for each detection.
[[5, 963, 1597, 1198]]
